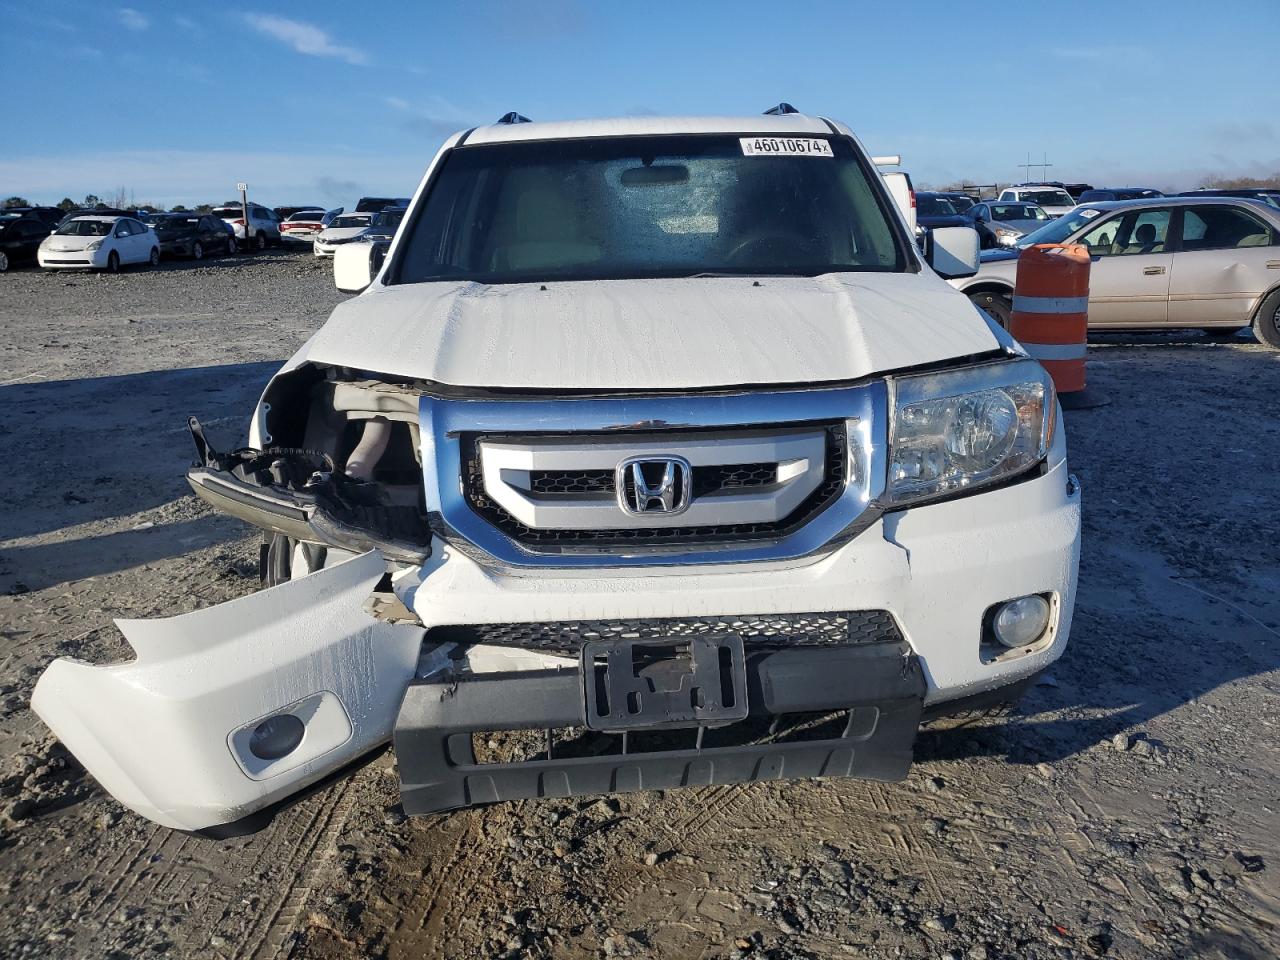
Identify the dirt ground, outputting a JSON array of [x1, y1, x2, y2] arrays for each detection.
[[0, 254, 1277, 960]]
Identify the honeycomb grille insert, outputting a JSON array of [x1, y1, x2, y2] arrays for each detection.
[[429, 610, 902, 653]]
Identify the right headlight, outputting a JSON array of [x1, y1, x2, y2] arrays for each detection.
[[86, 239, 103, 251], [887, 358, 1055, 506]]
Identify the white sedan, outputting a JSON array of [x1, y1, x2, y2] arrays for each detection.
[[313, 213, 372, 257], [38, 216, 160, 272]]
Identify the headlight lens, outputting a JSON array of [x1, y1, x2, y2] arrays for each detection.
[[888, 359, 1054, 505], [86, 239, 103, 251]]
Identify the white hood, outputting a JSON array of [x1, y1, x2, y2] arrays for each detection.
[[45, 235, 99, 252], [318, 226, 370, 242], [297, 272, 999, 390]]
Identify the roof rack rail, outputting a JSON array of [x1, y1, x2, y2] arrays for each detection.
[[762, 102, 799, 116], [497, 112, 532, 125]]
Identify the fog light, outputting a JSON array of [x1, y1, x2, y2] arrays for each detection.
[[992, 595, 1050, 648], [248, 714, 305, 760]]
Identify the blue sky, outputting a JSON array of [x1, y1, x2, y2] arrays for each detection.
[[3, 0, 1277, 208]]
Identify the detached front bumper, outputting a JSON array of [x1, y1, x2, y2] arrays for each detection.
[[31, 551, 423, 831], [34, 445, 1079, 832]]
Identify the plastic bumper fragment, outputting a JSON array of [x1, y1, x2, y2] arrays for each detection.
[[32, 550, 423, 831]]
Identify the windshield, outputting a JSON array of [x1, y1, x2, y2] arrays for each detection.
[[991, 204, 1049, 222], [393, 134, 904, 285], [331, 215, 370, 229], [1021, 189, 1074, 207], [155, 216, 199, 231], [55, 219, 113, 236], [1016, 207, 1103, 247], [371, 209, 405, 229], [286, 211, 322, 221], [0, 212, 21, 221], [947, 196, 975, 213], [918, 196, 958, 217]]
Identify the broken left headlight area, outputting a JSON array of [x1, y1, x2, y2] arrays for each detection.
[[187, 363, 432, 570]]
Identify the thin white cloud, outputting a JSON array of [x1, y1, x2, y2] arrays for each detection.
[[384, 95, 474, 137], [117, 8, 149, 31], [173, 15, 199, 32], [243, 13, 367, 66]]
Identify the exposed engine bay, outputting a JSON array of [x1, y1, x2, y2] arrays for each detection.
[[186, 363, 433, 574]]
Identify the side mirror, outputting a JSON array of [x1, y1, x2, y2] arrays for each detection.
[[334, 242, 377, 292], [926, 226, 980, 279]]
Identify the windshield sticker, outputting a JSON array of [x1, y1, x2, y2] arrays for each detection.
[[740, 137, 834, 157], [1078, 208, 1101, 218]]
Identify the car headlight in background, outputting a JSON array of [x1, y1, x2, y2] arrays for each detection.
[[86, 240, 103, 251], [994, 228, 1021, 246], [887, 358, 1055, 505]]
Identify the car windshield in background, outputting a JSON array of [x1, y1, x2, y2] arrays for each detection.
[[394, 134, 904, 285], [371, 209, 405, 228], [212, 208, 243, 219], [331, 216, 370, 229], [947, 196, 975, 212], [287, 211, 322, 221], [55, 219, 113, 236], [918, 196, 958, 217], [992, 204, 1049, 222], [155, 217, 199, 231], [1017, 207, 1102, 246], [0, 212, 21, 221], [1023, 190, 1074, 207]]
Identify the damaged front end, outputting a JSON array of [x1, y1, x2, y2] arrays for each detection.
[[34, 363, 942, 832], [185, 365, 433, 568]]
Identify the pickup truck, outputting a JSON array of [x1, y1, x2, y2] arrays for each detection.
[[33, 108, 1082, 833]]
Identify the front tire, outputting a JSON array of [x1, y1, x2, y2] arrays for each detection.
[[1253, 289, 1280, 350], [148, 247, 160, 268], [968, 290, 1013, 330], [192, 241, 204, 261], [226, 237, 237, 255], [0, 251, 8, 272], [105, 251, 120, 273], [255, 232, 266, 252]]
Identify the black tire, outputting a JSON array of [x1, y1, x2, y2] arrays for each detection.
[[148, 247, 160, 268], [0, 250, 8, 272], [105, 251, 120, 273], [1254, 289, 1280, 350], [255, 232, 266, 252], [968, 289, 1012, 330], [226, 237, 237, 255], [192, 241, 204, 261]]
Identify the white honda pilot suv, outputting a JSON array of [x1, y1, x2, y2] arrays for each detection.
[[34, 107, 1081, 834]]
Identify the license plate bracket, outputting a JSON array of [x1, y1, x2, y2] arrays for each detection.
[[581, 635, 748, 731]]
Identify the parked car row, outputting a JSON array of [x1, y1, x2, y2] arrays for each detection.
[[2, 194, 414, 272]]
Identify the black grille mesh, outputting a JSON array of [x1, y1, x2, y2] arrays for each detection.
[[429, 610, 902, 653], [529, 462, 777, 498], [463, 425, 845, 549]]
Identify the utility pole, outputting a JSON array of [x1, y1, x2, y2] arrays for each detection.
[[1017, 151, 1054, 183]]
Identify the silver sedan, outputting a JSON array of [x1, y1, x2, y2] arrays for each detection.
[[950, 197, 1280, 348]]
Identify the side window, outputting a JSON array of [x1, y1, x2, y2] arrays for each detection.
[[1180, 205, 1273, 250], [1081, 209, 1170, 257], [1077, 215, 1124, 256]]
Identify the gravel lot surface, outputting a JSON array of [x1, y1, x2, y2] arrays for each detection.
[[0, 254, 1277, 960]]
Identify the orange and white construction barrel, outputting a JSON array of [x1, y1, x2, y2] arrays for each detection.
[[1010, 243, 1091, 399]]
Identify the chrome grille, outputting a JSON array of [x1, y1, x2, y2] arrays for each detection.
[[461, 424, 846, 548]]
